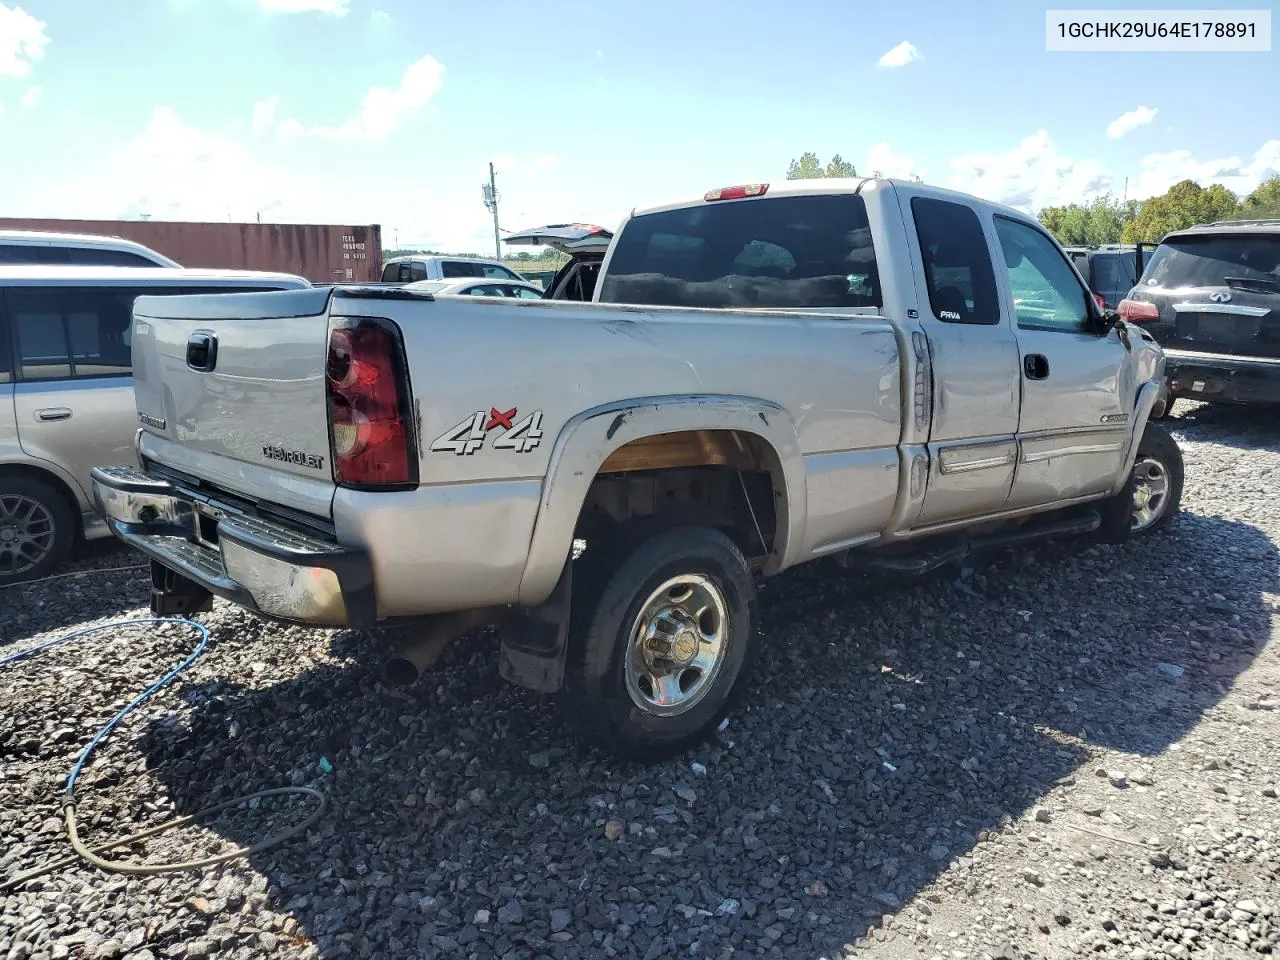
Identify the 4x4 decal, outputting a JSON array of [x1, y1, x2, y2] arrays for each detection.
[[430, 407, 544, 455]]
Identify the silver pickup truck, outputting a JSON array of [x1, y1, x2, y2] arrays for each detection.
[[91, 178, 1181, 759]]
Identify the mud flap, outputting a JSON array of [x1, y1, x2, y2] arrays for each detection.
[[1096, 469, 1135, 546], [498, 560, 573, 693]]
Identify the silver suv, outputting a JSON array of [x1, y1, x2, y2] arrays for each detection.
[[0, 265, 310, 584]]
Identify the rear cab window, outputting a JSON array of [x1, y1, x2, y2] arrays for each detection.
[[598, 193, 881, 309], [382, 261, 427, 283], [910, 197, 1000, 324]]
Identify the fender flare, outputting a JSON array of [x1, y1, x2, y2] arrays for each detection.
[[1109, 379, 1164, 496], [517, 394, 806, 605]]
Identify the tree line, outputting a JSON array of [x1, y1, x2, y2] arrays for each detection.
[[786, 151, 1280, 245]]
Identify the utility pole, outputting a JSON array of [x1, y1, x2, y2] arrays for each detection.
[[482, 162, 501, 261]]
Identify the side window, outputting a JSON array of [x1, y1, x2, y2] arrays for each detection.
[[8, 288, 135, 380], [12, 297, 73, 380], [514, 286, 543, 300], [482, 264, 520, 281], [0, 246, 71, 265], [994, 217, 1092, 334], [467, 284, 504, 297], [67, 248, 158, 267], [0, 305, 11, 384], [910, 197, 999, 325]]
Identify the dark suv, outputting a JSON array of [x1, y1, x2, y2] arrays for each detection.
[[1064, 245, 1147, 310], [1119, 220, 1280, 409]]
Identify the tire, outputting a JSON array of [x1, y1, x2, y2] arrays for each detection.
[[0, 474, 76, 586], [1127, 423, 1184, 537], [561, 526, 757, 762]]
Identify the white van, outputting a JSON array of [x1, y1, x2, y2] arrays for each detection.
[[0, 265, 310, 584]]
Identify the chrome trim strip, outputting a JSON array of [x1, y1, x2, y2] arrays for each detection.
[[1172, 302, 1269, 318], [1022, 442, 1125, 464], [940, 453, 1016, 475]]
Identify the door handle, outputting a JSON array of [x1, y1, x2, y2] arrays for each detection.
[[35, 407, 72, 422], [1023, 354, 1050, 380]]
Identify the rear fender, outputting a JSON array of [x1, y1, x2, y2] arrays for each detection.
[[516, 395, 806, 605]]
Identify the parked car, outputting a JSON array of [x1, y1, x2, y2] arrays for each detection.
[[0, 229, 180, 268], [92, 178, 1179, 759], [380, 254, 524, 285], [1120, 219, 1280, 412], [502, 224, 614, 301], [0, 265, 310, 584], [1063, 244, 1147, 310], [404, 278, 546, 299]]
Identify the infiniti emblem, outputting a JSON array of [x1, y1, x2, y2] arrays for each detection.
[[1209, 292, 1232, 303]]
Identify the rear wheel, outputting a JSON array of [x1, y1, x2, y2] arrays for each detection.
[[561, 526, 757, 761], [0, 475, 75, 586]]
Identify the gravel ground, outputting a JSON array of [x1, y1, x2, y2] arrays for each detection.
[[2, 402, 1278, 960]]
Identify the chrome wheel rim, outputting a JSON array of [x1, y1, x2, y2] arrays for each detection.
[[1130, 456, 1170, 532], [624, 574, 730, 717], [0, 494, 56, 577]]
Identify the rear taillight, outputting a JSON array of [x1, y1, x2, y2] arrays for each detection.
[[1117, 298, 1160, 324], [325, 317, 417, 489], [1093, 292, 1106, 311]]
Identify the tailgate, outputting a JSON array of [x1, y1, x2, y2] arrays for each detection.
[[132, 287, 338, 514]]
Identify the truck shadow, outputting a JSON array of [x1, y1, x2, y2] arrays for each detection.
[[123, 510, 1275, 959]]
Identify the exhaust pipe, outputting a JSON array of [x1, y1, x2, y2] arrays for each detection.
[[384, 609, 499, 687]]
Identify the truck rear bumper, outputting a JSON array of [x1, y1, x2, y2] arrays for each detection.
[[90, 465, 375, 627], [1165, 350, 1280, 406]]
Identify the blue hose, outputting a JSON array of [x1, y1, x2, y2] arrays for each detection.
[[0, 616, 325, 892], [1, 617, 210, 798]]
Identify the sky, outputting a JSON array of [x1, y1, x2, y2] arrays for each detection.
[[0, 0, 1276, 255]]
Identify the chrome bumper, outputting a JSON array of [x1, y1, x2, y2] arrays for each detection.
[[90, 465, 375, 627]]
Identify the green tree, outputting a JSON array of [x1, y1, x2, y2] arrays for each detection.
[[787, 152, 858, 179], [1039, 194, 1134, 246], [1122, 179, 1241, 243], [1235, 174, 1280, 220]]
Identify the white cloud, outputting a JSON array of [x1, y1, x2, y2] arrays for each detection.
[[19, 83, 38, 107], [1133, 139, 1280, 199], [0, 2, 48, 78], [251, 95, 279, 135], [1106, 105, 1158, 140], [865, 142, 922, 180], [278, 54, 444, 141], [255, 0, 349, 14], [948, 130, 1113, 211], [944, 129, 1280, 212], [877, 41, 921, 68]]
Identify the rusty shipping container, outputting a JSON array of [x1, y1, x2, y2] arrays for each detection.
[[0, 218, 382, 284]]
